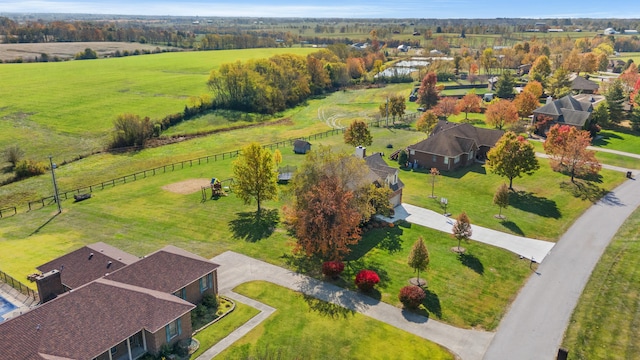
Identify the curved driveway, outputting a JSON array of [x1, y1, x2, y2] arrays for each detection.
[[484, 176, 640, 359]]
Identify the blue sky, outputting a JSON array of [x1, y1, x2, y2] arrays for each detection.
[[0, 1, 638, 18]]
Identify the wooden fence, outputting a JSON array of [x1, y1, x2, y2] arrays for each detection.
[[4, 127, 358, 217], [4, 114, 421, 218]]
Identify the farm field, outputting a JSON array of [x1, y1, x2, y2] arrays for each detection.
[[0, 47, 316, 163], [217, 282, 456, 359], [562, 206, 640, 359], [0, 41, 178, 62]]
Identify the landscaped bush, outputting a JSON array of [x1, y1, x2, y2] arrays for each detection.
[[14, 159, 46, 179], [202, 293, 218, 309], [322, 261, 345, 279], [355, 269, 380, 292], [398, 285, 426, 309]]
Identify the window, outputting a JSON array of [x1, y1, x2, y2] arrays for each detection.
[[200, 273, 213, 293], [110, 347, 117, 355], [410, 149, 415, 155], [165, 318, 182, 342], [468, 150, 474, 161], [432, 155, 437, 162], [174, 288, 186, 300], [443, 157, 449, 165], [454, 155, 460, 164]]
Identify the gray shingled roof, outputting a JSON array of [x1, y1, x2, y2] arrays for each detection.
[[408, 121, 504, 157], [534, 95, 593, 127], [1, 278, 193, 360], [37, 242, 139, 289], [571, 75, 599, 91]]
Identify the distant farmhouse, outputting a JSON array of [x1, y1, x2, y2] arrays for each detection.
[[406, 121, 504, 171], [0, 243, 220, 360]]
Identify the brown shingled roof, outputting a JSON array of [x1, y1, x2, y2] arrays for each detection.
[[37, 242, 139, 289], [408, 121, 504, 157], [1, 278, 193, 360], [104, 245, 219, 294]]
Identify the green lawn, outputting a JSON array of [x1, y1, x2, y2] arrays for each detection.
[[217, 281, 455, 359], [0, 48, 316, 163], [343, 221, 533, 330], [400, 160, 625, 241], [562, 206, 640, 359], [530, 140, 640, 170], [191, 301, 260, 358], [592, 129, 640, 154]]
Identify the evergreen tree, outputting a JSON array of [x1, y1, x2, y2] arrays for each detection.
[[495, 71, 516, 99], [605, 80, 626, 124], [546, 68, 572, 99]]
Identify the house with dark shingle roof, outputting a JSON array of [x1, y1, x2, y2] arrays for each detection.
[[406, 121, 504, 171], [533, 95, 594, 134], [0, 244, 219, 360], [570, 75, 599, 94], [356, 147, 404, 207]]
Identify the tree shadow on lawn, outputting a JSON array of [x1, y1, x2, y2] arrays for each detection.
[[458, 252, 484, 275], [303, 294, 356, 319], [346, 224, 404, 260], [499, 220, 525, 236], [510, 191, 561, 219], [229, 209, 279, 242], [559, 180, 608, 203], [592, 129, 624, 147]]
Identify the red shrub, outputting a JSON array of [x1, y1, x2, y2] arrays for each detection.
[[398, 285, 426, 309], [322, 261, 345, 278], [355, 269, 380, 291]]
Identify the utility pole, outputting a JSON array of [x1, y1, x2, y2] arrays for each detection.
[[386, 96, 389, 127], [48, 156, 61, 214]]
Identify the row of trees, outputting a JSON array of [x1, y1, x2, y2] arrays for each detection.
[[207, 48, 386, 114]]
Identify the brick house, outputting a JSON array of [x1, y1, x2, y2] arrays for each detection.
[[0, 244, 219, 360], [406, 121, 504, 171]]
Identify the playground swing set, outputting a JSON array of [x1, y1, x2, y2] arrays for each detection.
[[201, 177, 235, 201]]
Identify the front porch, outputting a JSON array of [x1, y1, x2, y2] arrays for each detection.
[[95, 331, 147, 360]]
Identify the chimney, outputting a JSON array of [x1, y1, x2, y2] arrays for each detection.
[[355, 146, 366, 159], [35, 270, 65, 304]]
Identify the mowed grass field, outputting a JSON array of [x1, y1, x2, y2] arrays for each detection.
[[218, 282, 455, 359], [562, 206, 640, 359], [0, 48, 316, 163]]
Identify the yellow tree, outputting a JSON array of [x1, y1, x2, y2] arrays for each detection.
[[416, 110, 439, 134], [233, 142, 278, 214]]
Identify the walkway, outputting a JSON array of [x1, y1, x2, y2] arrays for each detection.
[[379, 203, 555, 262], [209, 251, 494, 360], [484, 176, 640, 359], [587, 146, 640, 159], [195, 291, 275, 360]]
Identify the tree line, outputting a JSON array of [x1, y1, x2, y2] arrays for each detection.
[[207, 45, 386, 114]]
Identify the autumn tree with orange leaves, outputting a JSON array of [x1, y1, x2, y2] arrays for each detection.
[[485, 99, 519, 130], [292, 176, 362, 260], [543, 124, 601, 182], [456, 92, 481, 120], [434, 97, 459, 120], [513, 91, 540, 120]]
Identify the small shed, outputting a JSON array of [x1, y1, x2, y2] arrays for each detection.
[[293, 139, 311, 154]]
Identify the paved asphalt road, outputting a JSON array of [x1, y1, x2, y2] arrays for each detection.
[[484, 177, 640, 360]]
